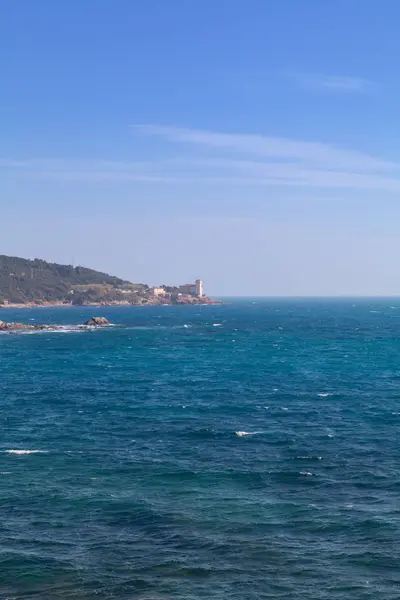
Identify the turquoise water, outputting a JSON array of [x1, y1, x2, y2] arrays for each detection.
[[1, 299, 400, 599]]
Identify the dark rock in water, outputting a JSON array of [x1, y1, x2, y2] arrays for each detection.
[[0, 321, 60, 331], [0, 316, 111, 332], [0, 321, 31, 331], [83, 317, 110, 327]]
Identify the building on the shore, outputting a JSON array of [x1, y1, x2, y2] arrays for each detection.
[[150, 286, 166, 297], [179, 279, 203, 297], [195, 279, 203, 297], [179, 283, 196, 295]]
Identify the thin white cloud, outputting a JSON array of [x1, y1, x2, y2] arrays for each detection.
[[290, 72, 377, 93], [178, 157, 400, 191], [2, 125, 400, 193], [0, 158, 185, 183], [133, 124, 400, 192], [134, 124, 395, 172], [0, 159, 30, 168], [32, 171, 186, 183]]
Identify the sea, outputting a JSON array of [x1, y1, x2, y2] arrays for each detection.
[[1, 299, 400, 600]]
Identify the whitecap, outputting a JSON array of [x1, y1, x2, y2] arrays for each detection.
[[281, 407, 289, 411], [45, 328, 82, 334], [235, 431, 262, 437], [3, 450, 48, 455], [300, 471, 313, 476], [15, 327, 84, 335], [213, 323, 222, 327], [296, 456, 322, 460], [317, 393, 330, 397]]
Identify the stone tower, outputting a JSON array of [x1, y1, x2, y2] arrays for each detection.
[[195, 279, 203, 297]]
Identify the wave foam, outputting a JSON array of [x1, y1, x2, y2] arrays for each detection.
[[235, 431, 262, 437], [3, 450, 48, 455], [296, 456, 322, 460], [8, 323, 117, 335], [317, 393, 330, 397]]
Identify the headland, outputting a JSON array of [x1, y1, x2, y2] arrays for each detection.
[[0, 255, 222, 308]]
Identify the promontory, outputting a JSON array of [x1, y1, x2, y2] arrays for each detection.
[[0, 255, 221, 308]]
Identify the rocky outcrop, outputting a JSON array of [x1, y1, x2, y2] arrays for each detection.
[[0, 321, 28, 331], [83, 317, 110, 326], [0, 316, 110, 332], [0, 321, 59, 331]]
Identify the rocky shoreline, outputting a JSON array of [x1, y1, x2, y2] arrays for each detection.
[[0, 297, 222, 309], [0, 316, 111, 332]]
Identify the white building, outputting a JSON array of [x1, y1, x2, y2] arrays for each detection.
[[150, 286, 166, 297], [195, 279, 203, 297]]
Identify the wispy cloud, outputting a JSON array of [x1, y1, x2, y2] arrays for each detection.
[[133, 124, 400, 192], [290, 72, 377, 94], [134, 125, 393, 172], [2, 125, 400, 193], [0, 158, 186, 184]]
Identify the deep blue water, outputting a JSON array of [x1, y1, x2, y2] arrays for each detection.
[[1, 299, 400, 599]]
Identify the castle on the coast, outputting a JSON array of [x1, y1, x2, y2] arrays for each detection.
[[178, 279, 203, 297], [150, 279, 204, 298]]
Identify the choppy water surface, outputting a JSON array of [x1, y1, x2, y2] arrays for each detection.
[[1, 300, 400, 599]]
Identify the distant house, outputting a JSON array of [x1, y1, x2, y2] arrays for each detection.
[[150, 286, 166, 297]]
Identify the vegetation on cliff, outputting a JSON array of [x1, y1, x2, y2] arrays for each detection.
[[0, 255, 132, 304], [0, 255, 217, 306]]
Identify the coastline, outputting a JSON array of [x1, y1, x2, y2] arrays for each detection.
[[0, 298, 223, 309]]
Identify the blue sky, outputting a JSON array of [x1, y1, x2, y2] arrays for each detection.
[[3, 0, 400, 295]]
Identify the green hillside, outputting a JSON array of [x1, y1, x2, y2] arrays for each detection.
[[0, 255, 133, 304]]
